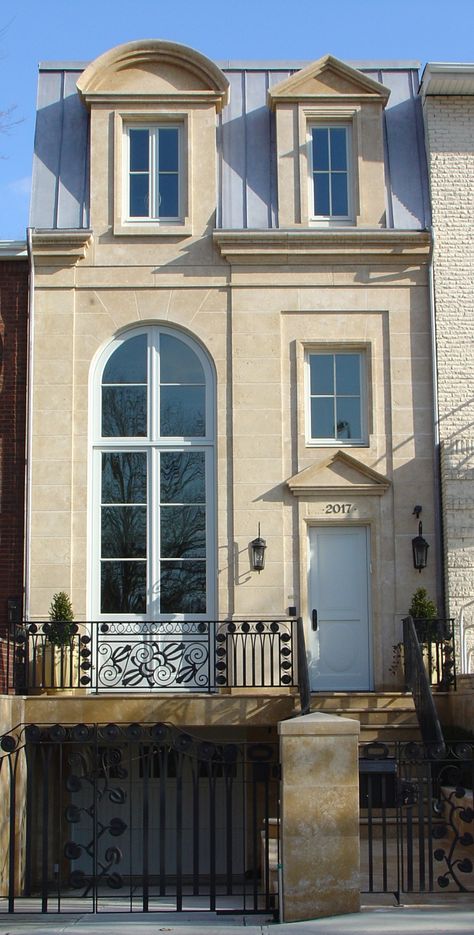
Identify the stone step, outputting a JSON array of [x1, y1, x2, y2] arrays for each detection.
[[307, 691, 421, 743], [308, 691, 416, 711], [316, 707, 419, 726]]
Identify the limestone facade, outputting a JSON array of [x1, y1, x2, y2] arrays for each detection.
[[27, 42, 436, 695]]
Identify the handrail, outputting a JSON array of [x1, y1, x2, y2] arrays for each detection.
[[403, 615, 445, 750], [296, 616, 311, 715], [9, 618, 301, 694]]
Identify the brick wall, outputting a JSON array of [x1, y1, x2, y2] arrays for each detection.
[[423, 96, 474, 656], [0, 259, 28, 691]]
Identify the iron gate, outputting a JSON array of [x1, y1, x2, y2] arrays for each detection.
[[0, 722, 280, 915], [360, 740, 474, 899]]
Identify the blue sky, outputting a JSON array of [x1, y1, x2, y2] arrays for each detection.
[[1, 0, 474, 240]]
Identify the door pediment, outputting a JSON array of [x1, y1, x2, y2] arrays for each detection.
[[287, 450, 391, 497]]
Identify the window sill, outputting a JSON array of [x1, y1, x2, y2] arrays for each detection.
[[113, 219, 192, 237], [306, 440, 369, 448]]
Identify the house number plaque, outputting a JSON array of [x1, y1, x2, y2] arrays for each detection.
[[324, 503, 356, 514]]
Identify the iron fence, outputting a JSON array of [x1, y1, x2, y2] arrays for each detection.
[[0, 721, 280, 915], [360, 739, 474, 899], [7, 618, 298, 694]]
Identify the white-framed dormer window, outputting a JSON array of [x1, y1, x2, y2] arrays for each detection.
[[125, 125, 182, 222], [306, 350, 366, 445], [309, 125, 352, 222]]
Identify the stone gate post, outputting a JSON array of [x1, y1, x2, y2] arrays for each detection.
[[278, 711, 360, 922]]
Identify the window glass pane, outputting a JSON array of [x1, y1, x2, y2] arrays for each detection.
[[102, 452, 147, 504], [161, 505, 206, 558], [129, 129, 149, 171], [159, 173, 179, 217], [311, 397, 335, 439], [336, 397, 362, 440], [160, 561, 206, 613], [312, 128, 329, 170], [331, 173, 348, 216], [102, 506, 146, 557], [102, 386, 147, 437], [160, 386, 205, 436], [130, 174, 149, 217], [336, 354, 360, 395], [101, 561, 146, 613], [103, 335, 147, 384], [160, 335, 204, 384], [330, 128, 347, 171], [161, 451, 205, 504], [158, 128, 179, 171], [310, 355, 334, 395], [314, 173, 330, 216]]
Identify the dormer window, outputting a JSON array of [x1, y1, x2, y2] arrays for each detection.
[[126, 125, 181, 221], [310, 125, 351, 221]]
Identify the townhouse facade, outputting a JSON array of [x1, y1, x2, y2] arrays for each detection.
[[1, 40, 459, 921], [21, 42, 436, 706]]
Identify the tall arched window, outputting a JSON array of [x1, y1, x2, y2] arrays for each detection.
[[91, 326, 215, 619]]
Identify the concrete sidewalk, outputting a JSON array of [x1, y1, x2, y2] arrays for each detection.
[[1, 903, 474, 935]]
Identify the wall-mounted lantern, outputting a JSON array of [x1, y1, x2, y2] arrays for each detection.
[[250, 524, 266, 572], [412, 508, 429, 572]]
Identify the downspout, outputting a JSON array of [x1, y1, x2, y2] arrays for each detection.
[[428, 225, 445, 615], [24, 228, 35, 621]]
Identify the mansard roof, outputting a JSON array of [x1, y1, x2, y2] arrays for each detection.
[[30, 47, 429, 232]]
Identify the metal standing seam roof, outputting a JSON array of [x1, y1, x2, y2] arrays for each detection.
[[30, 60, 430, 232]]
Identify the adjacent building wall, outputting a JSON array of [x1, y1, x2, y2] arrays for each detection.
[[0, 251, 28, 693], [422, 79, 474, 666]]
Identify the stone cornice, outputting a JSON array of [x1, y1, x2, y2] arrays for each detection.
[[32, 230, 93, 261], [213, 229, 431, 263]]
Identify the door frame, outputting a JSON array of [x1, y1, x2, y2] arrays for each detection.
[[305, 520, 374, 691]]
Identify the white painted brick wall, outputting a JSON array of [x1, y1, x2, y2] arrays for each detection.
[[423, 96, 474, 648]]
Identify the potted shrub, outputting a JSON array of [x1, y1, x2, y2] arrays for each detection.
[[43, 592, 78, 689], [409, 587, 448, 641], [45, 591, 75, 646]]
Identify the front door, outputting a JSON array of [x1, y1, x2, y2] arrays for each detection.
[[308, 525, 371, 690]]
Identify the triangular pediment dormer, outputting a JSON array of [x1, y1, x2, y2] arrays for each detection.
[[287, 451, 391, 497], [268, 54, 390, 109]]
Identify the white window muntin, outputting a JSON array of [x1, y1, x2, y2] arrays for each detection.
[[125, 124, 182, 222], [309, 124, 352, 222], [91, 326, 215, 620], [95, 326, 214, 445], [306, 350, 366, 445]]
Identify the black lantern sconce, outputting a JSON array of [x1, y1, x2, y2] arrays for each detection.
[[412, 505, 429, 572], [250, 524, 267, 572]]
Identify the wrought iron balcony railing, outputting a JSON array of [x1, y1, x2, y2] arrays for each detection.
[[7, 618, 301, 695]]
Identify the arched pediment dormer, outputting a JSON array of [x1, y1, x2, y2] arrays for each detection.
[[77, 39, 229, 112]]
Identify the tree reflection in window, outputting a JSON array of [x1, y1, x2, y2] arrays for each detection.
[[97, 329, 212, 617]]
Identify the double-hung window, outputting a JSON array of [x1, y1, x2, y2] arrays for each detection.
[[310, 126, 351, 220], [307, 351, 366, 444], [127, 125, 181, 221]]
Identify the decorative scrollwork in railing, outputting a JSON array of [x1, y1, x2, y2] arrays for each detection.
[[7, 618, 299, 693]]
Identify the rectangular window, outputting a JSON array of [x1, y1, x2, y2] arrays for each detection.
[[127, 125, 181, 221], [307, 352, 365, 444], [310, 126, 350, 220]]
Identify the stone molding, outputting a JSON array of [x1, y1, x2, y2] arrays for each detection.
[[213, 228, 431, 263]]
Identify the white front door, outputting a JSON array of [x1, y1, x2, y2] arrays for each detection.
[[308, 525, 371, 690]]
